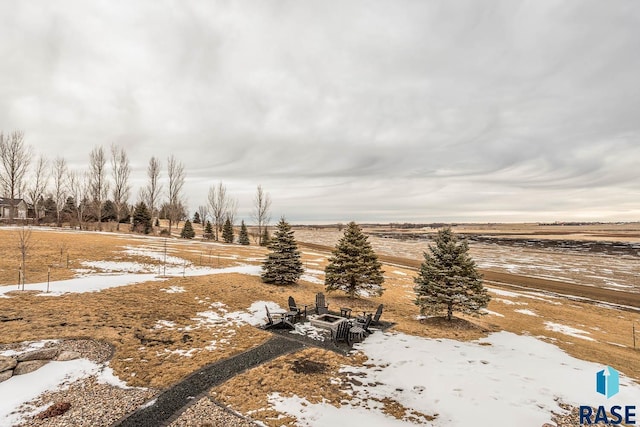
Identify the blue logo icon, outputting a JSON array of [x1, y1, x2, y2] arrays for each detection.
[[596, 366, 620, 398]]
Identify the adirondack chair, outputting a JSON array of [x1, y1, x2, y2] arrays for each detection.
[[360, 304, 384, 326], [315, 292, 329, 315], [371, 304, 384, 325], [288, 296, 307, 321], [352, 313, 373, 336], [264, 305, 294, 330], [331, 320, 351, 346]]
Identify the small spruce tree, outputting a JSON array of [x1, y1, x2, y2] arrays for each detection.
[[261, 217, 303, 285], [222, 218, 234, 243], [414, 227, 490, 321], [180, 219, 195, 239], [132, 202, 152, 234], [193, 211, 201, 224], [325, 222, 384, 298], [238, 220, 250, 245], [204, 220, 213, 239], [260, 228, 270, 247]]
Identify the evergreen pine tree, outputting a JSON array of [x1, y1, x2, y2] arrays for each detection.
[[154, 218, 160, 227], [325, 222, 384, 298], [132, 202, 152, 234], [414, 227, 490, 321], [193, 211, 201, 224], [204, 220, 213, 239], [222, 218, 234, 243], [260, 228, 270, 246], [238, 220, 250, 245], [180, 219, 195, 239], [261, 217, 303, 285]]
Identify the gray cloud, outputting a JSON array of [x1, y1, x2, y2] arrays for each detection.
[[1, 0, 639, 222]]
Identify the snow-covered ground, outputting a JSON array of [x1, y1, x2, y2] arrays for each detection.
[[0, 342, 134, 426], [269, 331, 640, 426], [0, 264, 262, 296], [0, 233, 264, 296]]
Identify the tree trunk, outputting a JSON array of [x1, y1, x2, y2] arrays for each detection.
[[349, 275, 357, 299], [447, 304, 453, 321]]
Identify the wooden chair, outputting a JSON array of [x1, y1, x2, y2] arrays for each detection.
[[288, 296, 307, 321], [315, 292, 329, 315], [264, 305, 294, 330], [371, 304, 384, 325], [360, 304, 384, 326], [331, 320, 351, 346], [353, 313, 373, 335]]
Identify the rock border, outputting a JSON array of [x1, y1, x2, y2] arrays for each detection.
[[0, 339, 114, 383]]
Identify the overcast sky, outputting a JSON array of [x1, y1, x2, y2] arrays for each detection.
[[1, 1, 639, 223]]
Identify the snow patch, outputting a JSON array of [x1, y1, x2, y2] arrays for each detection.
[[480, 309, 504, 317], [300, 274, 324, 284], [160, 286, 186, 294], [0, 359, 99, 425], [154, 320, 176, 329], [544, 322, 595, 341], [514, 309, 538, 316], [289, 323, 327, 341], [97, 365, 133, 389], [268, 331, 640, 426]]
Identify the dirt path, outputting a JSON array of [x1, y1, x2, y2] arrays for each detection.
[[112, 336, 304, 427], [298, 242, 640, 310]]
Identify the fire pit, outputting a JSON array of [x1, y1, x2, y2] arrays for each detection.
[[310, 313, 348, 331]]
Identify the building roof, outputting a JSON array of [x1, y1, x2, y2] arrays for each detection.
[[0, 198, 27, 207]]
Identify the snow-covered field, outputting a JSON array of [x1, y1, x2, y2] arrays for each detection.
[[270, 331, 640, 426], [294, 229, 640, 293]]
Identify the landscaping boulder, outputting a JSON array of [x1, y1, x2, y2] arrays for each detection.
[[18, 347, 59, 362], [0, 370, 12, 383], [0, 355, 17, 373], [14, 360, 49, 375], [56, 351, 81, 361]]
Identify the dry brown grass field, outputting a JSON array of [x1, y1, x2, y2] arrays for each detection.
[[0, 223, 639, 426]]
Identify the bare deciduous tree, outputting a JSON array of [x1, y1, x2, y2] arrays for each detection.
[[140, 156, 162, 223], [26, 155, 49, 223], [89, 146, 109, 230], [16, 226, 33, 290], [197, 205, 209, 227], [166, 155, 185, 233], [0, 131, 32, 218], [68, 170, 90, 230], [226, 197, 238, 228], [52, 157, 67, 226], [110, 144, 131, 231], [208, 182, 231, 241], [252, 184, 271, 245]]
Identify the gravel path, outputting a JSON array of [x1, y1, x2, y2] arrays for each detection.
[[112, 335, 304, 427], [168, 396, 256, 427]]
